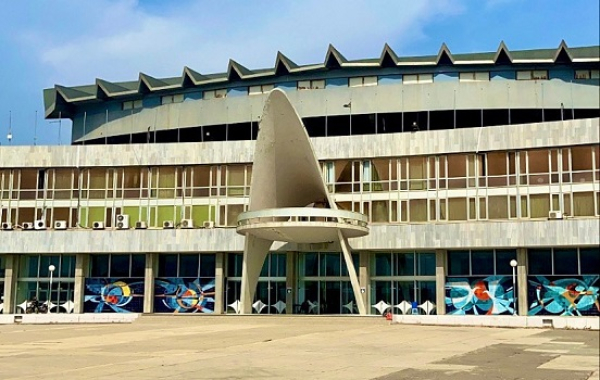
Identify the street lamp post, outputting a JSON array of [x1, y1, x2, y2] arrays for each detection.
[[48, 264, 56, 314], [510, 259, 518, 316]]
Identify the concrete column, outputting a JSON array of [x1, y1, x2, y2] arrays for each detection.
[[143, 253, 157, 314], [338, 232, 366, 315], [2, 255, 18, 314], [240, 235, 272, 314], [435, 249, 447, 315], [285, 251, 297, 314], [214, 252, 224, 314], [359, 252, 370, 314], [517, 248, 528, 316], [73, 253, 88, 314]]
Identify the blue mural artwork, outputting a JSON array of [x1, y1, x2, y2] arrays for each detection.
[[84, 278, 144, 313], [154, 278, 216, 313], [528, 276, 600, 316], [445, 276, 515, 315]]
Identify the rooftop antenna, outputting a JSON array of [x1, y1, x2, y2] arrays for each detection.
[[7, 111, 13, 145], [58, 111, 62, 145], [34, 110, 38, 146], [48, 111, 63, 145]]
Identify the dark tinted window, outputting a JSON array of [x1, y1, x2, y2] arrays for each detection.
[[374, 253, 391, 276], [200, 254, 216, 277], [179, 254, 199, 277], [159, 254, 178, 277], [528, 249, 552, 274], [131, 254, 146, 277], [472, 250, 494, 275], [111, 254, 130, 277], [554, 249, 578, 275], [90, 254, 109, 277], [495, 250, 517, 275], [580, 248, 600, 275], [448, 251, 470, 276]]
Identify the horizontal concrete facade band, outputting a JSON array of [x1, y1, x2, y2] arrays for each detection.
[[0, 219, 598, 254], [0, 118, 598, 168], [66, 80, 600, 141]]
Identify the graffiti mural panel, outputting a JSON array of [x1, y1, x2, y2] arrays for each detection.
[[84, 278, 144, 313], [445, 276, 515, 315], [154, 278, 216, 313], [528, 275, 600, 316]]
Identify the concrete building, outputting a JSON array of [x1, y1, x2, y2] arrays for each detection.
[[1, 41, 599, 317]]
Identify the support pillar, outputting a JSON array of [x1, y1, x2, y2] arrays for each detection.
[[286, 251, 297, 314], [143, 253, 157, 314], [359, 252, 370, 314], [2, 255, 17, 314], [214, 252, 224, 314], [435, 249, 447, 315], [240, 235, 272, 314], [517, 248, 528, 316], [338, 231, 366, 315], [73, 253, 88, 314]]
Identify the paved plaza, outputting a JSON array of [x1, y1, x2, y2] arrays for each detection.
[[0, 315, 598, 379]]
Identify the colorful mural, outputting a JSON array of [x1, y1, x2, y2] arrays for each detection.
[[154, 278, 215, 313], [528, 276, 600, 316], [445, 276, 515, 315], [84, 278, 144, 313]]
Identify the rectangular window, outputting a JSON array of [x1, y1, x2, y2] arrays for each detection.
[[349, 76, 378, 87], [528, 249, 552, 274], [580, 248, 600, 275], [417, 253, 435, 276], [471, 250, 494, 275], [161, 94, 184, 105], [575, 70, 600, 80], [459, 72, 490, 82], [248, 84, 275, 95], [122, 99, 143, 110], [553, 249, 578, 275], [158, 254, 178, 277], [516, 70, 548, 80], [374, 253, 392, 276], [403, 74, 433, 84], [90, 255, 109, 277], [297, 79, 325, 90], [495, 250, 517, 275], [203, 89, 227, 99], [179, 254, 199, 277], [448, 251, 470, 276], [395, 252, 415, 276]]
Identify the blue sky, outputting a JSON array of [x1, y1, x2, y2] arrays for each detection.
[[0, 0, 598, 146]]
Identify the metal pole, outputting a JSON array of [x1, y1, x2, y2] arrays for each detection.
[[49, 270, 53, 313], [512, 266, 516, 316]]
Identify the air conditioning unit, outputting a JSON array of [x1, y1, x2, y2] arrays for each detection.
[[163, 220, 175, 229], [22, 222, 34, 230], [1, 222, 13, 230], [54, 220, 68, 230], [34, 220, 46, 230], [116, 214, 130, 229], [180, 219, 194, 229], [92, 221, 105, 230], [548, 211, 563, 220], [202, 220, 215, 229], [135, 221, 148, 229]]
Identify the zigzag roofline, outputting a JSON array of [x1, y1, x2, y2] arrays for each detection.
[[43, 42, 600, 118]]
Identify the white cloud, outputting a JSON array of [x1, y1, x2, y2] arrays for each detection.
[[28, 0, 464, 86]]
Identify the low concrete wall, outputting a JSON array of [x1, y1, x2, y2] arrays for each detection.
[[0, 313, 139, 325], [392, 314, 599, 330]]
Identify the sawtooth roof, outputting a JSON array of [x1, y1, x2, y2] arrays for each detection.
[[43, 41, 600, 118]]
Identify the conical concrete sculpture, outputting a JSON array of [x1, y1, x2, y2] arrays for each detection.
[[236, 89, 369, 315]]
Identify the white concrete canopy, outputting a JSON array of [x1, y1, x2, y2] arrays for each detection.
[[237, 89, 368, 315]]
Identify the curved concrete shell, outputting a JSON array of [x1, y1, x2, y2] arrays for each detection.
[[237, 89, 368, 315]]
